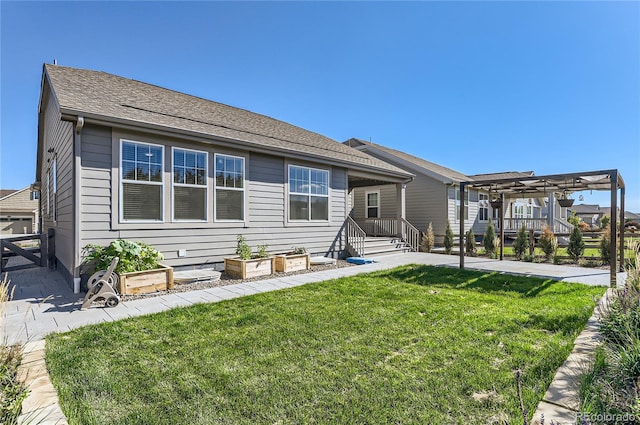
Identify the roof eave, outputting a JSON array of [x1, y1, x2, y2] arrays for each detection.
[[353, 144, 459, 184]]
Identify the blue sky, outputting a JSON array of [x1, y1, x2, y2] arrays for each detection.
[[2, 1, 639, 211]]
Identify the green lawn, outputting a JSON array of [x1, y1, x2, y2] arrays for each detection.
[[46, 266, 605, 425]]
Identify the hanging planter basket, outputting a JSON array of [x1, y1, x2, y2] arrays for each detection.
[[558, 198, 575, 208], [490, 200, 503, 209]]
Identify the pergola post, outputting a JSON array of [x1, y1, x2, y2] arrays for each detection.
[[619, 186, 625, 273], [499, 193, 505, 261], [610, 171, 618, 287], [459, 183, 466, 269]]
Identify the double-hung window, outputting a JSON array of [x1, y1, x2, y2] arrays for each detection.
[[366, 191, 380, 218], [478, 193, 489, 222], [121, 140, 164, 221], [215, 154, 244, 221], [173, 148, 207, 221], [455, 188, 469, 221], [289, 165, 329, 221]]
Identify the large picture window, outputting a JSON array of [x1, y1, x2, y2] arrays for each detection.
[[289, 165, 329, 221], [121, 140, 164, 221], [173, 148, 207, 221], [215, 154, 244, 221]]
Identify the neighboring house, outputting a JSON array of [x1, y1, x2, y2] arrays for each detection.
[[37, 64, 413, 286], [626, 211, 640, 222], [0, 187, 39, 235], [344, 138, 539, 239], [568, 204, 607, 228]]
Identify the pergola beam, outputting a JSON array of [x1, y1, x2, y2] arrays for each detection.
[[458, 169, 625, 288]]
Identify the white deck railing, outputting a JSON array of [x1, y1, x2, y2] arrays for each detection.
[[355, 218, 397, 236], [491, 218, 574, 233], [345, 216, 367, 257], [400, 218, 421, 252]]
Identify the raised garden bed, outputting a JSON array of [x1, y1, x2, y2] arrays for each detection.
[[224, 257, 274, 279], [118, 264, 174, 295], [274, 253, 310, 273]]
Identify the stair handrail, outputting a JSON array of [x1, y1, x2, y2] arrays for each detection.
[[553, 217, 574, 234], [400, 218, 421, 252], [346, 216, 367, 257]]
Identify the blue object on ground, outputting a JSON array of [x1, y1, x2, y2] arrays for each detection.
[[346, 257, 376, 265]]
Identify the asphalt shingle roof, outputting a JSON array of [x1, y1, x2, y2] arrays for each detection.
[[44, 64, 411, 178], [346, 138, 534, 184], [345, 138, 469, 182]]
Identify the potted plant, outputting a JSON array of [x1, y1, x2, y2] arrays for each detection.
[[224, 235, 275, 279], [275, 247, 310, 273], [558, 190, 574, 208], [82, 239, 173, 295]]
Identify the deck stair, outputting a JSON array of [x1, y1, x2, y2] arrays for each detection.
[[363, 236, 411, 257]]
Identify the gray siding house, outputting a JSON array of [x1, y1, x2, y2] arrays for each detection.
[[345, 139, 555, 240], [36, 64, 413, 285], [345, 139, 472, 239], [0, 188, 39, 235]]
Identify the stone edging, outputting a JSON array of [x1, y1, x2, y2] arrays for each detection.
[[17, 340, 68, 425], [531, 288, 615, 425]]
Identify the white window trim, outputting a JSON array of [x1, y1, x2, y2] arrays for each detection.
[[214, 153, 245, 222], [365, 190, 380, 219], [119, 139, 165, 223], [478, 193, 489, 222], [171, 147, 208, 222], [45, 171, 50, 217], [455, 188, 469, 221], [288, 164, 330, 222], [52, 158, 57, 223]]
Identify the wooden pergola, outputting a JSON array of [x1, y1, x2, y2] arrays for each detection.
[[459, 169, 626, 287]]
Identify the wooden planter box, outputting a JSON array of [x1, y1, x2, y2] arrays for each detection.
[[224, 257, 274, 279], [274, 253, 310, 273], [118, 264, 174, 295]]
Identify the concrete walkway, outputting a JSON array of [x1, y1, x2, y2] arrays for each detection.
[[2, 252, 625, 345]]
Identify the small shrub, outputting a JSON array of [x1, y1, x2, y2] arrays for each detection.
[[444, 221, 454, 255], [626, 221, 640, 232], [420, 222, 435, 253], [483, 220, 497, 258], [568, 211, 580, 227], [291, 247, 307, 255], [492, 237, 501, 259], [601, 215, 610, 229], [465, 229, 476, 256], [626, 241, 640, 291], [513, 226, 529, 261], [599, 227, 611, 265], [580, 280, 640, 420], [567, 226, 585, 262], [539, 226, 558, 261], [578, 221, 591, 232], [236, 235, 252, 260], [83, 239, 164, 274], [256, 244, 269, 258]]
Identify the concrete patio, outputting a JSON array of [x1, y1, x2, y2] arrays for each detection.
[[1, 252, 626, 345]]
